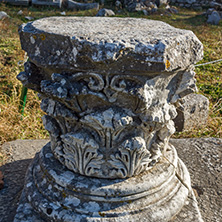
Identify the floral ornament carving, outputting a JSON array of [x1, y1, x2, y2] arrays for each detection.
[[60, 132, 104, 177], [39, 71, 181, 178], [109, 137, 152, 178], [40, 72, 145, 113], [50, 108, 162, 178]]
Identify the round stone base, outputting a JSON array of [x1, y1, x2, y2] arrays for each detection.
[[14, 143, 191, 222]]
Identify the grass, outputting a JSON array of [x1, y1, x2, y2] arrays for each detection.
[[0, 3, 221, 158]]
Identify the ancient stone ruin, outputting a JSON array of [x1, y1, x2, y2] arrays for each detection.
[[171, 0, 211, 10], [14, 17, 204, 221]]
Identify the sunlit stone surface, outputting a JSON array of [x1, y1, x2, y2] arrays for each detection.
[[14, 17, 203, 221]]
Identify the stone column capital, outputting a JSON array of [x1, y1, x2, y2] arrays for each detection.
[[15, 17, 204, 222]]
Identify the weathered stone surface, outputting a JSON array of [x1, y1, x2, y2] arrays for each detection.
[[32, 0, 63, 8], [25, 16, 34, 21], [0, 139, 49, 222], [207, 10, 221, 25], [210, 1, 222, 11], [173, 93, 209, 132], [156, 0, 169, 7], [67, 0, 99, 11], [126, 0, 159, 12], [18, 17, 203, 73], [17, 17, 203, 180], [96, 8, 115, 16], [0, 0, 29, 6], [17, 10, 23, 15], [14, 142, 193, 222], [15, 17, 204, 221], [170, 0, 211, 8], [171, 138, 222, 222], [1, 138, 220, 221], [0, 11, 9, 20], [0, 139, 49, 164], [166, 5, 179, 14]]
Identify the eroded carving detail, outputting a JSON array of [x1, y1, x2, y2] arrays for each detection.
[[37, 71, 181, 178]]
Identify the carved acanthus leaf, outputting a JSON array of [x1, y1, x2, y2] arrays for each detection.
[[59, 132, 104, 177], [109, 137, 152, 178]]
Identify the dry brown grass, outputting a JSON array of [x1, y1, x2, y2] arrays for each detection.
[[0, 4, 221, 155]]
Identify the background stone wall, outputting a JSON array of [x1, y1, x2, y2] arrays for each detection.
[[170, 0, 211, 10]]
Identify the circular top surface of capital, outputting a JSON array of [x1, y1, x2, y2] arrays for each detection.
[[19, 17, 203, 74]]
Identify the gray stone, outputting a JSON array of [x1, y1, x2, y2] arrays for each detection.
[[18, 17, 203, 73], [0, 139, 49, 222], [151, 5, 158, 12], [206, 8, 215, 17], [184, 3, 191, 7], [115, 0, 122, 9], [32, 0, 63, 8], [173, 93, 209, 132], [126, 1, 160, 12], [171, 0, 212, 9], [96, 8, 115, 16], [155, 0, 169, 7], [166, 5, 179, 14], [0, 139, 49, 163], [0, 11, 9, 20], [17, 10, 23, 15], [187, 0, 196, 3], [193, 6, 202, 10], [25, 16, 34, 21], [0, 0, 29, 6], [67, 0, 99, 11], [210, 1, 222, 10], [15, 17, 204, 221], [126, 2, 145, 12], [14, 142, 193, 222], [1, 138, 220, 221], [207, 10, 221, 25], [171, 138, 222, 222]]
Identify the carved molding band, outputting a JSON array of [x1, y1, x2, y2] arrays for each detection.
[[37, 71, 181, 178]]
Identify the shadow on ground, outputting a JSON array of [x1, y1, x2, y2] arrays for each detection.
[[0, 159, 33, 222]]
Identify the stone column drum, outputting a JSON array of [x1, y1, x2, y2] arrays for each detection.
[[14, 17, 204, 222]]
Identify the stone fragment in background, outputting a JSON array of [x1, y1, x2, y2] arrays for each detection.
[[67, 0, 99, 10], [207, 10, 221, 25], [17, 10, 23, 15], [210, 1, 222, 11], [155, 0, 169, 7], [96, 8, 115, 16], [166, 5, 179, 14], [32, 0, 63, 7], [0, 11, 9, 20], [173, 93, 209, 132], [25, 16, 34, 21], [0, 0, 30, 6]]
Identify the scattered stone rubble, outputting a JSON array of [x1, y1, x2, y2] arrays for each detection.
[[0, 0, 29, 6], [123, 0, 179, 15], [0, 11, 9, 20], [170, 0, 211, 10], [0, 0, 99, 9], [206, 1, 222, 25], [67, 0, 99, 10], [173, 93, 209, 132], [96, 8, 115, 16]]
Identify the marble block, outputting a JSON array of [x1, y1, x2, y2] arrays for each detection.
[[15, 17, 204, 221]]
